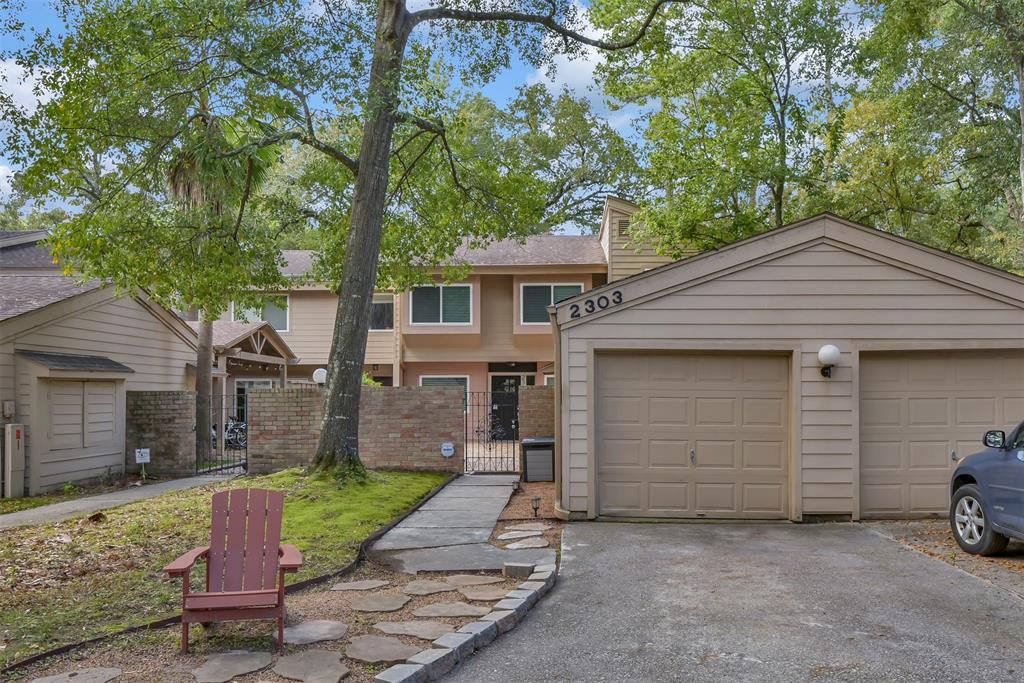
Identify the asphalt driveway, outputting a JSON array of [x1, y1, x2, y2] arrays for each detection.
[[449, 522, 1024, 682]]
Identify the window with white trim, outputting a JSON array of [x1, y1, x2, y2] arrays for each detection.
[[411, 284, 471, 324], [370, 296, 394, 330], [544, 374, 555, 387], [521, 284, 583, 324], [232, 295, 289, 332], [419, 376, 469, 408]]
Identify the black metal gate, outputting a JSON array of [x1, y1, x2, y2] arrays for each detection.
[[466, 391, 519, 473], [197, 393, 248, 474]]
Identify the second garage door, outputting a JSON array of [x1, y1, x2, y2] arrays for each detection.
[[596, 352, 789, 519], [860, 351, 1024, 518]]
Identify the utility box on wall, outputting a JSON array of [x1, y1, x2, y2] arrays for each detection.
[[3, 423, 26, 498]]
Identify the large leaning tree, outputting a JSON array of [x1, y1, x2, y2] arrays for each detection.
[[1, 0, 678, 472]]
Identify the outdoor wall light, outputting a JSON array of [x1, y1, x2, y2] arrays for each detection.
[[818, 344, 841, 378], [312, 368, 328, 385]]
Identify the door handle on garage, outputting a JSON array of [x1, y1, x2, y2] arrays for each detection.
[[951, 449, 959, 462], [690, 448, 696, 465]]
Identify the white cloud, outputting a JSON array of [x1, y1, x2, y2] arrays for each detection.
[[0, 59, 49, 113]]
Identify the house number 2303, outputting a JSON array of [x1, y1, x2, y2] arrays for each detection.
[[569, 290, 623, 318]]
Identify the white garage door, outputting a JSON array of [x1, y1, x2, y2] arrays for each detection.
[[860, 351, 1024, 518], [41, 380, 120, 489], [596, 353, 789, 519]]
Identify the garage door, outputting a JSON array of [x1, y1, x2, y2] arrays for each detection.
[[596, 353, 789, 518], [860, 351, 1024, 518], [41, 380, 120, 489]]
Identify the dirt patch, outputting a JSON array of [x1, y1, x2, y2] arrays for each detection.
[[498, 481, 556, 520], [868, 519, 1024, 599]]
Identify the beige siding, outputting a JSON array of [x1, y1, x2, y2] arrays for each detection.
[[275, 290, 396, 367], [14, 296, 194, 391], [607, 208, 673, 282], [561, 241, 1024, 518]]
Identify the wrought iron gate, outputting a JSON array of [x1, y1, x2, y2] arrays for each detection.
[[466, 390, 520, 473], [197, 393, 248, 474]]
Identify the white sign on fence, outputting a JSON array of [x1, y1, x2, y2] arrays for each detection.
[[440, 442, 455, 458], [134, 448, 151, 464]]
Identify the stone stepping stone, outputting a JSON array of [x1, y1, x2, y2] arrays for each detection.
[[413, 601, 491, 618], [350, 593, 411, 612], [401, 579, 456, 596], [330, 578, 389, 591], [506, 522, 550, 532], [191, 651, 272, 683], [445, 574, 504, 587], [505, 537, 549, 549], [31, 669, 121, 683], [345, 635, 421, 665], [283, 619, 349, 645], [273, 649, 349, 683], [458, 585, 510, 601], [374, 620, 455, 640], [496, 530, 543, 541]]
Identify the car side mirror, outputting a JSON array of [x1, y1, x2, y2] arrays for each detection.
[[984, 430, 1006, 449]]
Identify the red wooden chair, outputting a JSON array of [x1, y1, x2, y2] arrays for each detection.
[[163, 488, 303, 653]]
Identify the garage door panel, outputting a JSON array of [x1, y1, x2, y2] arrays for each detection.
[[597, 352, 788, 519], [861, 351, 1024, 518], [600, 397, 644, 424]]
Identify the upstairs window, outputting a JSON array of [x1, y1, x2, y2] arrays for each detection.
[[370, 297, 394, 330], [411, 284, 472, 324], [521, 284, 583, 324], [232, 295, 289, 332]]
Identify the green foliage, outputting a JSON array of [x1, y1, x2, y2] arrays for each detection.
[[361, 372, 382, 386]]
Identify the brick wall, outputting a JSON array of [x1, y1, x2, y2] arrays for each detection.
[[125, 391, 196, 476], [248, 386, 465, 473], [518, 385, 555, 439]]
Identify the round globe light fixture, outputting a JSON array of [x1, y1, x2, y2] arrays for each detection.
[[817, 344, 841, 378], [312, 368, 328, 385]]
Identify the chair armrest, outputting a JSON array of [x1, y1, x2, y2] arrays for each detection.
[[279, 544, 303, 572], [164, 546, 209, 576]]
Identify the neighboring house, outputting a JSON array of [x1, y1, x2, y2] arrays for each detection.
[[548, 213, 1024, 522], [232, 197, 670, 396], [0, 232, 298, 494]]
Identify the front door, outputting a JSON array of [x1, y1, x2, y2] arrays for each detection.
[[489, 375, 520, 441]]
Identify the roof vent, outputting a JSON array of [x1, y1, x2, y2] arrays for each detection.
[[617, 219, 630, 237]]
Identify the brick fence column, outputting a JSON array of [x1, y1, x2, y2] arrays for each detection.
[[518, 385, 555, 439]]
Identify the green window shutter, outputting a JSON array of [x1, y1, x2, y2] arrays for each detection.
[[442, 286, 471, 323], [522, 285, 552, 323], [412, 286, 441, 323], [420, 376, 468, 409], [553, 284, 582, 303]]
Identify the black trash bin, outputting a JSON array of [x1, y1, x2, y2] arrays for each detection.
[[521, 437, 555, 482]]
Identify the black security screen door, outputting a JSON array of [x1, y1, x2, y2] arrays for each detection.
[[489, 375, 520, 439]]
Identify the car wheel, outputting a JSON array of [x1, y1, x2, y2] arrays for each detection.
[[950, 484, 1009, 556]]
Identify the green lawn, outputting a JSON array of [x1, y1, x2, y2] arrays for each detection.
[[0, 482, 123, 515], [0, 468, 447, 667]]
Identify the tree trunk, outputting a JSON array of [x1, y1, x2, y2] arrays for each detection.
[[195, 314, 214, 469], [314, 0, 410, 469]]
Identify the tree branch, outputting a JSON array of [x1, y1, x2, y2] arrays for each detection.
[[409, 0, 683, 51]]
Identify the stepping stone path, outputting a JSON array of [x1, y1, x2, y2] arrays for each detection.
[[445, 574, 504, 587], [413, 601, 491, 618], [459, 585, 510, 601], [506, 522, 550, 532], [330, 578, 389, 591], [273, 649, 349, 683], [350, 593, 411, 612], [345, 635, 421, 665], [31, 669, 121, 683], [192, 651, 272, 683], [496, 530, 543, 541], [283, 620, 349, 645], [374, 620, 455, 640], [506, 537, 549, 549], [401, 579, 455, 595]]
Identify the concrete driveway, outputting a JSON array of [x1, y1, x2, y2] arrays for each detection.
[[449, 523, 1024, 682]]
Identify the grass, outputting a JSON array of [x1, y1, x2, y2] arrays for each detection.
[[0, 481, 126, 516], [0, 468, 447, 668]]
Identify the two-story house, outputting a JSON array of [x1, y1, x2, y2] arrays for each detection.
[[227, 198, 671, 396]]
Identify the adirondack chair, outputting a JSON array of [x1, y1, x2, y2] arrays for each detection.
[[163, 488, 303, 653]]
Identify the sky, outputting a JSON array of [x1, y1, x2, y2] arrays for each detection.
[[0, 1, 628, 211]]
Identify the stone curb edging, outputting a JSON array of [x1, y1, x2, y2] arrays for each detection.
[[374, 563, 558, 683]]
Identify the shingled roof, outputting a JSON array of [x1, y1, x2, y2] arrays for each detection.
[[186, 320, 265, 348], [0, 275, 104, 321]]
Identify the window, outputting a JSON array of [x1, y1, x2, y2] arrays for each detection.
[[410, 284, 472, 324], [370, 298, 394, 330], [419, 375, 469, 409], [232, 295, 289, 332], [521, 284, 583, 324], [544, 374, 555, 387]]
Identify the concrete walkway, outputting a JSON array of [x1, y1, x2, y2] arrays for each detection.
[[370, 474, 556, 573], [0, 475, 231, 530]]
